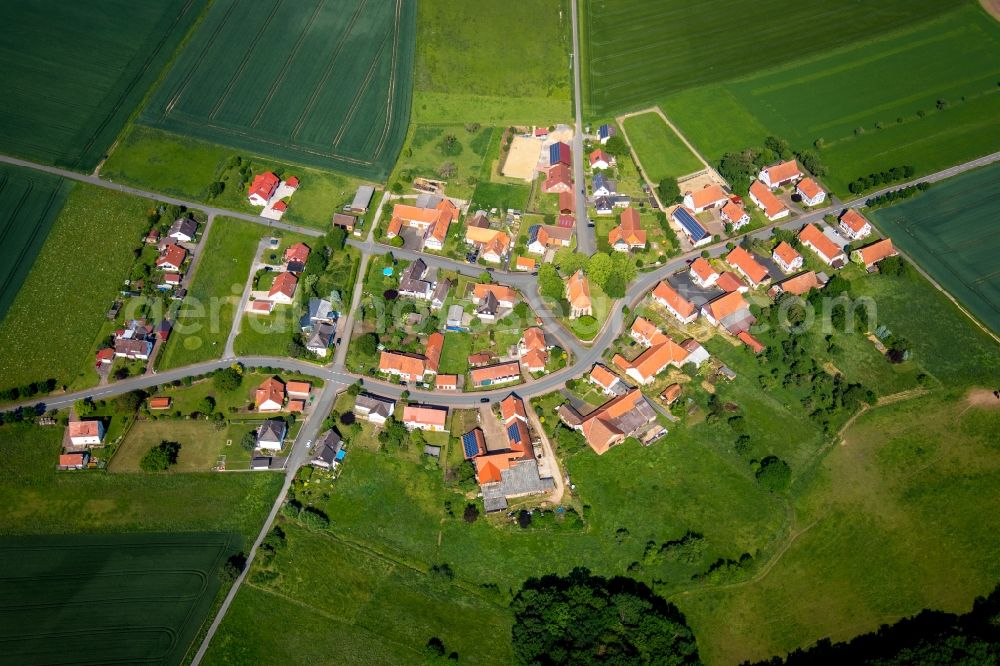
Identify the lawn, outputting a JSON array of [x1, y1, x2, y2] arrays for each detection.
[[439, 332, 473, 375], [0, 423, 282, 540], [0, 531, 234, 665], [159, 217, 261, 370], [388, 124, 495, 199], [138, 0, 413, 179], [0, 183, 151, 393], [412, 0, 571, 124], [0, 0, 206, 170], [581, 0, 965, 116], [0, 165, 70, 319], [621, 113, 702, 182], [661, 3, 1000, 193], [101, 126, 374, 230], [869, 163, 1000, 335], [469, 180, 532, 213], [108, 420, 234, 473], [233, 306, 298, 358]]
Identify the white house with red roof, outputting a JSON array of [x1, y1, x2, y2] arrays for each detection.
[[689, 257, 719, 288], [651, 281, 697, 324], [720, 200, 750, 230], [838, 209, 872, 240], [772, 241, 803, 274], [155, 243, 187, 272], [795, 178, 826, 206], [683, 184, 728, 214], [268, 272, 298, 305], [589, 149, 613, 170], [758, 160, 802, 189], [248, 172, 280, 206]]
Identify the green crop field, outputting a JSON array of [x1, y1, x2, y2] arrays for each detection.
[[661, 4, 1000, 193], [580, 0, 965, 116], [159, 218, 261, 370], [621, 113, 702, 182], [139, 0, 414, 180], [870, 164, 1000, 335], [0, 183, 151, 393], [413, 0, 571, 124], [0, 0, 205, 171], [0, 532, 232, 665], [0, 166, 69, 320]]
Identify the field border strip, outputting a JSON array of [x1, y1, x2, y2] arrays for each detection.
[[370, 0, 405, 160], [331, 30, 392, 148]]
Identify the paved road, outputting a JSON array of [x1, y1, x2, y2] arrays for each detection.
[[569, 0, 594, 255]]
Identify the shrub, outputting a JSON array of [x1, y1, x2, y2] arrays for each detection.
[[140, 440, 180, 472], [756, 455, 791, 492]]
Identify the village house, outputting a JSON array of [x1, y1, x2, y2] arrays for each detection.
[[609, 207, 646, 252], [559, 389, 657, 455], [613, 318, 709, 385], [248, 172, 280, 206], [543, 163, 573, 193], [738, 331, 766, 354], [689, 257, 719, 288], [670, 206, 711, 247], [701, 291, 755, 334], [549, 142, 572, 167], [769, 270, 828, 298], [436, 374, 459, 391], [284, 243, 310, 273], [589, 149, 613, 170], [256, 420, 287, 451], [68, 420, 104, 447], [398, 258, 434, 300], [721, 200, 751, 230], [402, 404, 449, 432], [594, 196, 614, 216], [590, 363, 628, 396], [113, 319, 154, 361], [683, 184, 728, 214], [772, 241, 804, 273], [268, 272, 298, 305], [470, 361, 522, 388], [839, 208, 872, 240], [592, 172, 616, 197], [758, 160, 802, 189], [472, 284, 517, 309], [378, 332, 443, 382], [168, 217, 198, 243], [526, 224, 573, 254], [661, 383, 682, 406], [58, 452, 90, 470], [310, 429, 343, 470], [385, 198, 459, 251], [852, 238, 898, 270], [287, 381, 311, 401], [514, 256, 537, 272], [465, 225, 511, 264], [518, 327, 550, 373], [651, 280, 697, 324], [565, 270, 592, 319], [156, 242, 187, 272], [598, 123, 616, 144], [716, 271, 749, 293], [350, 185, 375, 213], [332, 212, 357, 233], [748, 180, 790, 221], [798, 223, 847, 267], [796, 177, 826, 206], [255, 377, 286, 412], [159, 272, 181, 290], [726, 246, 770, 287], [353, 392, 395, 425]]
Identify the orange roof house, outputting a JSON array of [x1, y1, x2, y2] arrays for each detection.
[[689, 257, 719, 287], [288, 400, 305, 413], [770, 271, 825, 297], [473, 283, 517, 306], [590, 364, 625, 394], [726, 246, 770, 286], [651, 281, 696, 323], [701, 291, 754, 333], [683, 184, 728, 213], [852, 238, 898, 269], [571, 389, 657, 455], [565, 270, 592, 318], [772, 241, 803, 273], [286, 381, 311, 398], [470, 361, 522, 387], [58, 452, 90, 469], [386, 200, 459, 251], [614, 337, 692, 385], [661, 383, 682, 405], [500, 393, 528, 424], [402, 405, 449, 431], [720, 200, 750, 229], [716, 271, 748, 293], [758, 160, 802, 188], [268, 271, 298, 303], [748, 180, 790, 221], [543, 164, 573, 193], [284, 242, 311, 265], [379, 351, 428, 381], [149, 396, 172, 410], [424, 331, 444, 373], [630, 317, 668, 346], [255, 377, 286, 412], [156, 243, 187, 271], [248, 172, 280, 205], [436, 374, 459, 390], [515, 256, 537, 271], [795, 177, 826, 205], [738, 331, 765, 354], [798, 224, 847, 266], [839, 208, 872, 240], [559, 190, 575, 213], [608, 207, 646, 250]]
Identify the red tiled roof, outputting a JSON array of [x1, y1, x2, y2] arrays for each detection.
[[839, 209, 870, 234], [716, 271, 747, 292], [590, 364, 620, 390], [566, 270, 591, 309], [773, 271, 823, 296], [651, 281, 695, 318], [255, 377, 285, 408], [773, 241, 801, 267], [690, 257, 718, 282], [501, 393, 528, 423], [284, 242, 310, 263], [286, 381, 311, 397], [559, 190, 575, 212], [796, 177, 824, 199], [687, 184, 728, 210], [749, 180, 788, 219], [156, 243, 187, 269], [285, 176, 299, 188], [726, 246, 769, 285], [855, 238, 897, 266], [762, 160, 801, 184], [470, 361, 521, 385], [704, 291, 749, 322], [403, 405, 448, 428], [473, 283, 517, 303], [737, 331, 765, 354], [798, 224, 843, 262], [149, 396, 171, 409], [424, 332, 444, 373], [721, 200, 748, 223], [379, 351, 426, 377], [269, 272, 298, 300], [249, 172, 280, 200]]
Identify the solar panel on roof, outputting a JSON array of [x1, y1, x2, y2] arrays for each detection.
[[673, 207, 709, 242], [462, 432, 480, 458], [507, 424, 521, 443]]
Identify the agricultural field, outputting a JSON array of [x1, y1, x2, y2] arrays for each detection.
[[580, 0, 965, 116], [0, 532, 233, 665], [0, 166, 70, 319], [0, 0, 205, 170], [0, 184, 151, 393], [101, 126, 375, 230], [159, 218, 262, 370], [661, 3, 1000, 193], [139, 0, 414, 179], [870, 164, 1000, 335], [620, 112, 703, 182], [412, 0, 571, 124]]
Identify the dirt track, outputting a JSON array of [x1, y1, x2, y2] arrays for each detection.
[[981, 0, 1000, 20]]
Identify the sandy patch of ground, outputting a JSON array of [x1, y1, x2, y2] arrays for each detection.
[[502, 136, 543, 181], [981, 0, 1000, 20], [677, 170, 726, 194], [965, 387, 1000, 409]]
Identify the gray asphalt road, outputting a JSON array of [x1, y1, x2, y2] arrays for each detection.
[[569, 0, 595, 255]]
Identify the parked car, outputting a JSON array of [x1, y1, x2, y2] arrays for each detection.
[[480, 397, 490, 403]]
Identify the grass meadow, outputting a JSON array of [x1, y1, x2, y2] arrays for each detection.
[[139, 0, 413, 179], [870, 164, 1000, 335], [0, 184, 150, 393], [0, 532, 234, 665], [389, 125, 496, 199], [621, 112, 702, 182], [159, 218, 261, 370], [661, 3, 1000, 193], [581, 0, 964, 116], [0, 166, 69, 319], [0, 0, 205, 170], [412, 0, 571, 124]]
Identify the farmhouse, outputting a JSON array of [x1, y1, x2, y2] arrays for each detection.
[[796, 177, 826, 206], [701, 291, 755, 334], [839, 209, 872, 240], [549, 142, 571, 166], [402, 405, 449, 432], [689, 257, 719, 288], [385, 198, 459, 251], [721, 200, 750, 230], [465, 227, 511, 264], [799, 224, 847, 267], [168, 217, 198, 242], [683, 184, 728, 213], [726, 246, 770, 287], [852, 238, 898, 270], [559, 190, 575, 213], [255, 377, 285, 412], [284, 243, 310, 272], [770, 270, 827, 297], [590, 149, 613, 170], [472, 284, 516, 309], [590, 364, 628, 396], [518, 327, 550, 371], [608, 207, 646, 251], [470, 361, 522, 388], [256, 420, 287, 451], [379, 350, 428, 382], [758, 160, 802, 189], [543, 164, 573, 193], [354, 392, 395, 424], [68, 420, 104, 447], [248, 172, 280, 206], [565, 270, 592, 319], [772, 241, 803, 273], [560, 389, 657, 455], [651, 280, 697, 324], [268, 272, 298, 305], [526, 224, 573, 254], [156, 243, 187, 272], [114, 337, 152, 361], [614, 318, 708, 385], [670, 206, 711, 247], [592, 172, 616, 197], [749, 180, 790, 221], [351, 185, 375, 213]]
